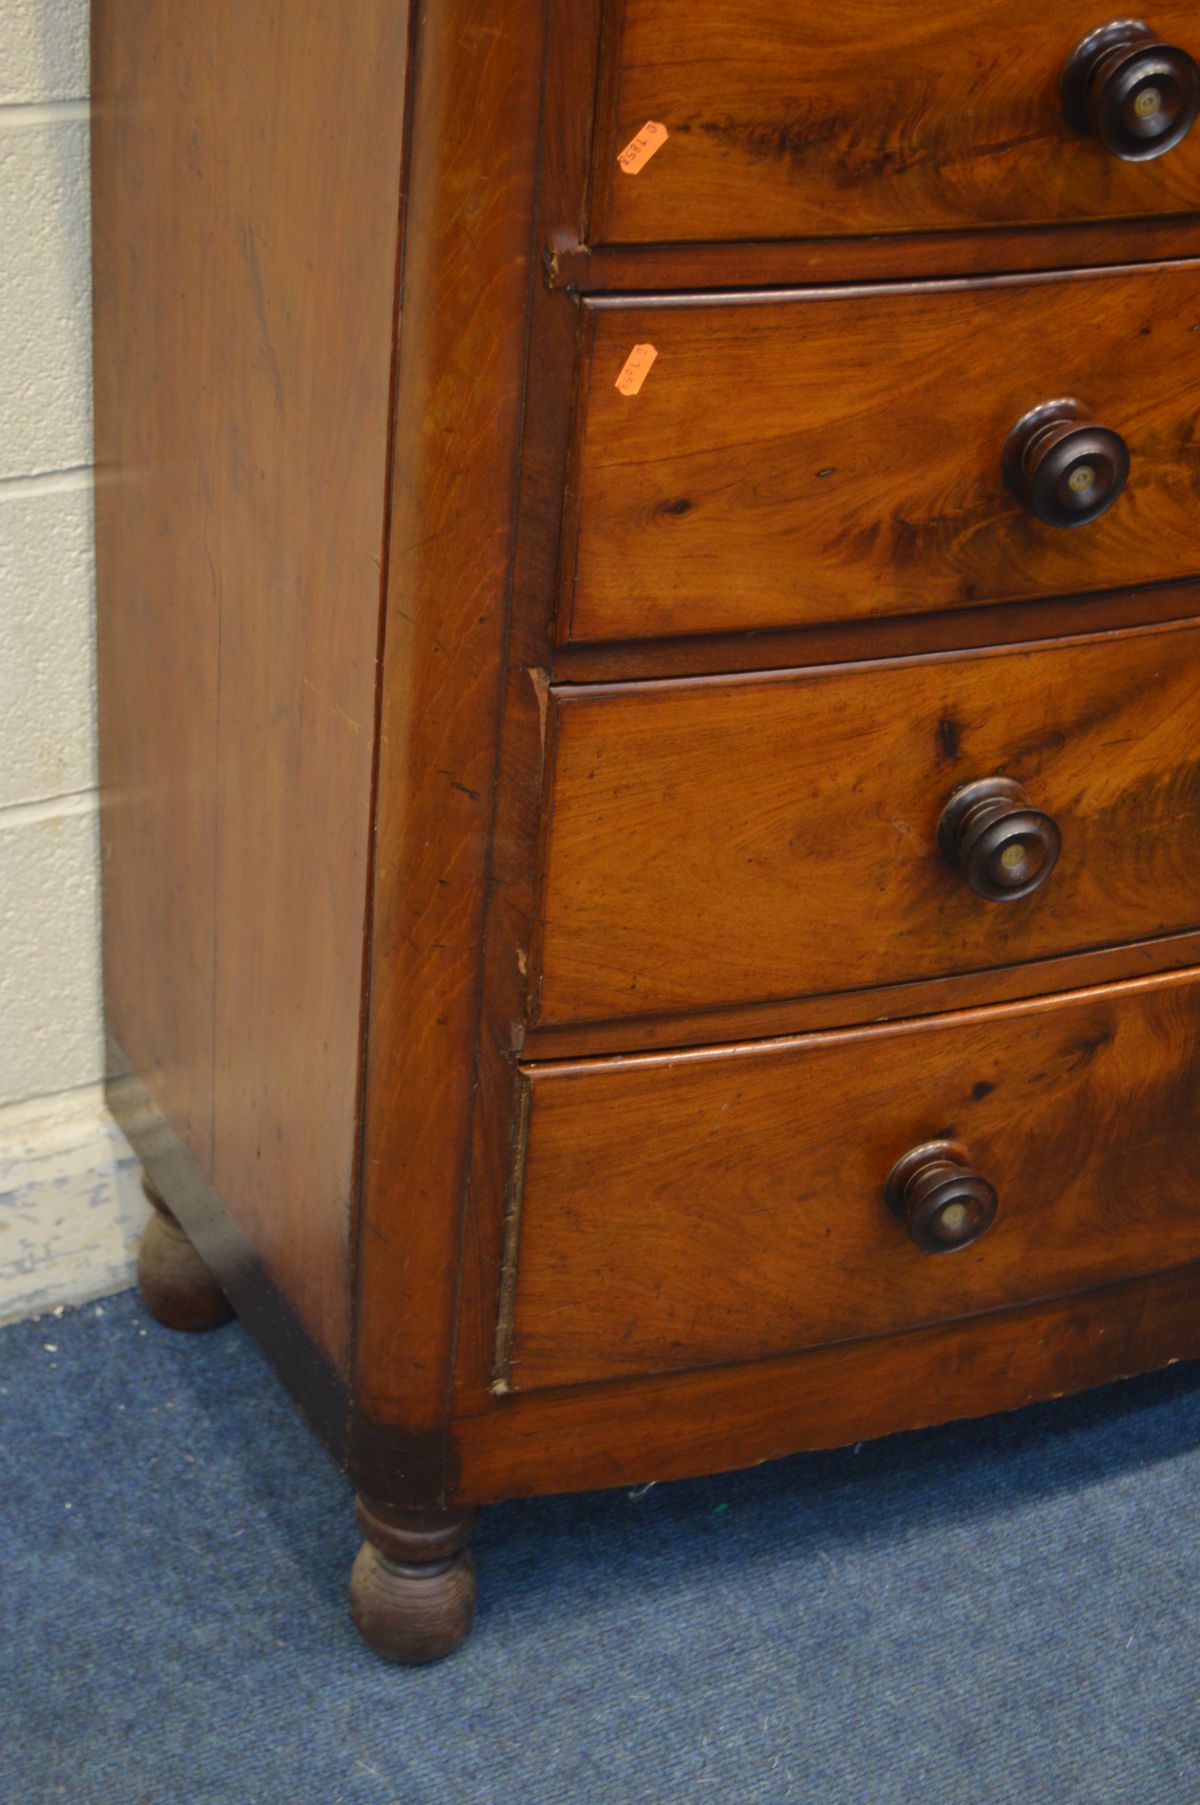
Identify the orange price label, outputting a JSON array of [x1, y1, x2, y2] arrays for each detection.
[[615, 344, 658, 397], [617, 120, 668, 175]]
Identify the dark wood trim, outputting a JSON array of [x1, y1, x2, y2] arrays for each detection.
[[568, 0, 615, 254], [491, 1076, 532, 1390], [551, 579, 1200, 684], [551, 303, 596, 649], [573, 0, 626, 254], [348, 0, 423, 1372], [521, 930, 1200, 1060], [549, 608, 1200, 704], [549, 219, 1200, 294], [580, 255, 1200, 312], [522, 961, 1200, 1080]]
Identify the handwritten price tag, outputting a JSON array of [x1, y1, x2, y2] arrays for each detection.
[[617, 120, 668, 175], [615, 344, 658, 397]]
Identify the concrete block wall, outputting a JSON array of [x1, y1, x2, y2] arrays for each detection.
[[0, 2, 147, 1323]]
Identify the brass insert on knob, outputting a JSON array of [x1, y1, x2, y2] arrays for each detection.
[[1002, 398, 1130, 529], [884, 1140, 999, 1255], [1062, 19, 1200, 160], [937, 776, 1062, 903]]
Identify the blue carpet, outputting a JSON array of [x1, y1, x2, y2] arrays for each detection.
[[1, 1292, 1198, 1804]]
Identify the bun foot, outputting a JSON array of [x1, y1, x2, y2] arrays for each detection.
[[349, 1499, 479, 1664], [137, 1178, 234, 1332]]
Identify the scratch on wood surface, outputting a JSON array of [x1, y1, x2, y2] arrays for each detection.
[[528, 666, 550, 753], [492, 1077, 532, 1390], [237, 223, 285, 414], [302, 677, 364, 733]]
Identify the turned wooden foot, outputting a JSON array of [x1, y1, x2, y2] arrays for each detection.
[[137, 1177, 234, 1332], [349, 1498, 479, 1664]]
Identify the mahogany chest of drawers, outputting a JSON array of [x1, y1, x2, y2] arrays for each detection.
[[92, 0, 1200, 1660]]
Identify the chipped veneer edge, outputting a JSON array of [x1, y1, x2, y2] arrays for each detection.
[[491, 1074, 533, 1394]]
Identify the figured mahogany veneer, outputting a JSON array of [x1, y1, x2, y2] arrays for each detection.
[[92, 0, 1200, 1663], [590, 1, 1200, 246], [507, 970, 1200, 1390], [536, 621, 1200, 1025], [566, 264, 1200, 643]]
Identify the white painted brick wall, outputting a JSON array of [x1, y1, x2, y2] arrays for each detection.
[[0, 3, 148, 1320], [1, 0, 90, 105], [0, 795, 102, 1104], [0, 481, 95, 808], [0, 117, 92, 478]]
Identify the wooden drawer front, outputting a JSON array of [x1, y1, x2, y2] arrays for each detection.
[[537, 624, 1200, 1027], [590, 2, 1200, 246], [567, 266, 1200, 644], [506, 972, 1200, 1390]]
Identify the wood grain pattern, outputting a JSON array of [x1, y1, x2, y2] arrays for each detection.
[[92, 0, 1200, 1552], [137, 1183, 234, 1334], [109, 1049, 353, 1465], [93, 0, 409, 1368], [457, 1259, 1200, 1501], [93, 7, 217, 1199], [536, 620, 1200, 1025], [508, 969, 1200, 1390], [539, 0, 1200, 289], [350, 1502, 479, 1664], [550, 218, 1200, 294], [567, 263, 1200, 643], [353, 0, 551, 1471], [590, 0, 1200, 244], [522, 929, 1200, 1058], [553, 576, 1200, 684], [446, 7, 601, 1405]]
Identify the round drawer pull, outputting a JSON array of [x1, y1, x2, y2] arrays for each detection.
[[885, 1141, 999, 1254], [1061, 19, 1200, 161], [1002, 398, 1129, 529], [938, 776, 1061, 902]]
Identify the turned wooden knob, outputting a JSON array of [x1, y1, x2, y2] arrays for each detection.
[[937, 776, 1061, 902], [1062, 19, 1200, 160], [885, 1141, 998, 1254], [1002, 398, 1129, 528]]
